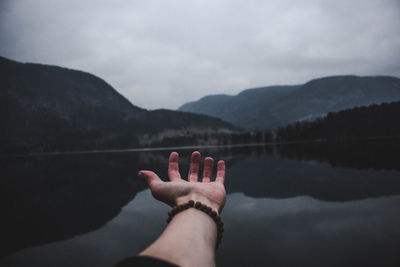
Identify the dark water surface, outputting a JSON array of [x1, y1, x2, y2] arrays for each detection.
[[1, 143, 400, 266]]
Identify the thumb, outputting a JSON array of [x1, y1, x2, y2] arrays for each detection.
[[138, 170, 162, 188]]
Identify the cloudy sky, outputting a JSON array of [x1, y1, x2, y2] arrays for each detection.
[[1, 0, 399, 109]]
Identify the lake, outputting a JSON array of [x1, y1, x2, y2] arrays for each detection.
[[1, 142, 400, 266]]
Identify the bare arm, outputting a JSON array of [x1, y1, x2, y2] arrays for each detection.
[[138, 151, 226, 267]]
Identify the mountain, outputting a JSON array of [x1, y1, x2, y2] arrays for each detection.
[[0, 56, 235, 153], [179, 76, 400, 130]]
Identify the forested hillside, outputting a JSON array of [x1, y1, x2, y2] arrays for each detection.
[[276, 101, 400, 142], [0, 57, 235, 153]]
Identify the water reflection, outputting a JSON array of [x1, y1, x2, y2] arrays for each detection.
[[226, 152, 400, 201], [0, 153, 146, 257], [277, 141, 400, 171], [3, 190, 400, 267], [219, 193, 400, 267], [1, 143, 400, 266]]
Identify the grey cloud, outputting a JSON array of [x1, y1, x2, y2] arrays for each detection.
[[1, 0, 399, 109]]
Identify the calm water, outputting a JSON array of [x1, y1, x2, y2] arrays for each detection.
[[1, 143, 400, 266]]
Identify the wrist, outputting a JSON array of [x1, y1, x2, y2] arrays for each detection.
[[166, 199, 225, 250], [176, 194, 221, 215]]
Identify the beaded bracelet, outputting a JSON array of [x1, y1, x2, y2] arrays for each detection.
[[166, 200, 224, 249]]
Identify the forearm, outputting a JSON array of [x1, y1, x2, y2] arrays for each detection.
[[137, 151, 226, 267], [139, 208, 217, 267]]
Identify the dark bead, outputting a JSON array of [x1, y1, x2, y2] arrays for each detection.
[[188, 200, 195, 207], [210, 211, 217, 218], [195, 202, 201, 208], [168, 210, 174, 217]]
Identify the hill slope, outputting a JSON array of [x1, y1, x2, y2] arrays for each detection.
[[0, 57, 235, 153], [179, 76, 400, 130]]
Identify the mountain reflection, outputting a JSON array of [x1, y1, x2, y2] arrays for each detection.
[[276, 141, 400, 171], [1, 143, 400, 259], [4, 191, 400, 267]]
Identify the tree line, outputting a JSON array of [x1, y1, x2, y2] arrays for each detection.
[[276, 101, 400, 143], [4, 101, 400, 154]]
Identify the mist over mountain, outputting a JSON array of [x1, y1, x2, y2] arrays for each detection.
[[179, 76, 400, 130], [0, 57, 235, 153]]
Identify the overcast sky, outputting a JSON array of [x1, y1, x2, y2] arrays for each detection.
[[1, 0, 399, 109]]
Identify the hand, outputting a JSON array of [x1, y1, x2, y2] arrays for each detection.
[[138, 151, 226, 214]]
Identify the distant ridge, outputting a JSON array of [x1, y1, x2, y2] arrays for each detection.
[[179, 75, 400, 130]]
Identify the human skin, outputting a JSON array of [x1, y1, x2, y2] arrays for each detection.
[[138, 151, 226, 267]]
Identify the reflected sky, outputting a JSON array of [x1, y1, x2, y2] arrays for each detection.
[[3, 190, 400, 267], [219, 193, 400, 266]]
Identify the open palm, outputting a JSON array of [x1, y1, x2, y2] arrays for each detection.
[[139, 151, 226, 214]]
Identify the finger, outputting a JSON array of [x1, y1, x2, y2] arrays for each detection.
[[168, 152, 181, 181], [188, 151, 201, 182], [215, 160, 226, 184], [202, 157, 214, 183], [138, 170, 162, 189]]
